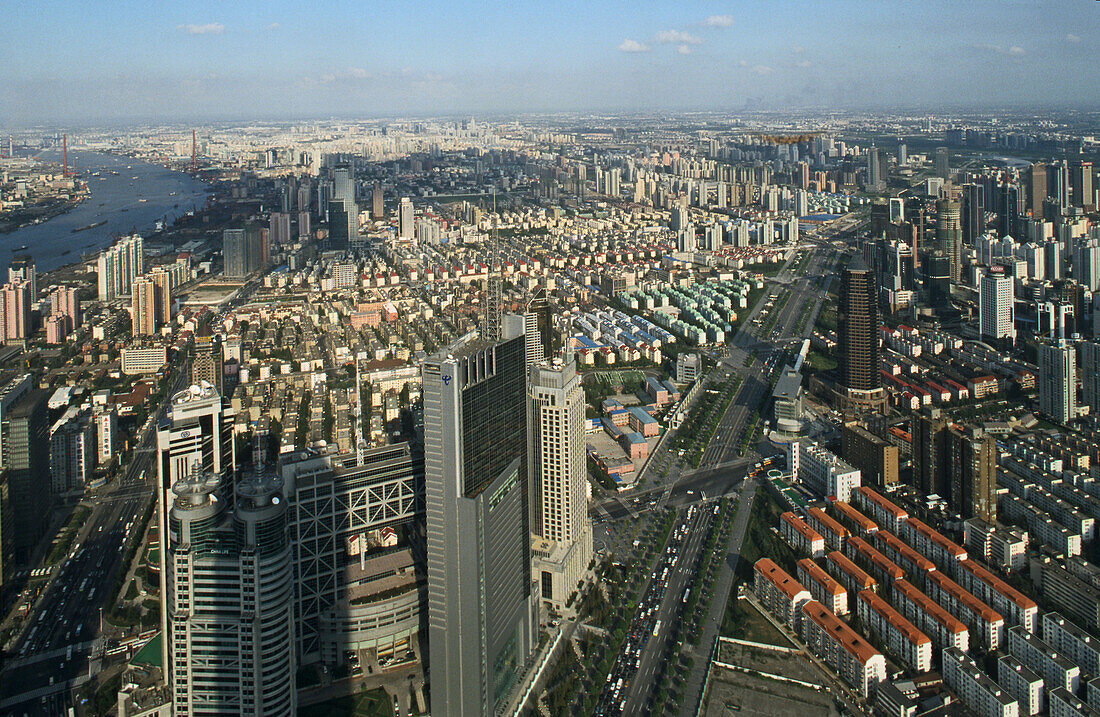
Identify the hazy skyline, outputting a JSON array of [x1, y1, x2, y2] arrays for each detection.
[[4, 0, 1099, 126]]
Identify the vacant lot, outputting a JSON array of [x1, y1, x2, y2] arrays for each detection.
[[701, 638, 840, 717]]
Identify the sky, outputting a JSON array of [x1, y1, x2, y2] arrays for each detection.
[[3, 0, 1099, 126]]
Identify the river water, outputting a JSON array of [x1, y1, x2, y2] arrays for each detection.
[[1, 150, 210, 276]]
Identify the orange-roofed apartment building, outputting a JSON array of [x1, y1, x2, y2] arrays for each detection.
[[754, 558, 812, 631], [798, 558, 849, 615], [800, 600, 887, 697], [781, 512, 826, 559], [893, 579, 970, 653], [856, 589, 933, 673]]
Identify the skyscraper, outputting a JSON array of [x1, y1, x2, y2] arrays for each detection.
[[935, 198, 962, 280], [934, 147, 950, 181], [191, 324, 223, 395], [131, 276, 159, 336], [50, 285, 80, 330], [423, 323, 537, 717], [333, 163, 355, 205], [150, 269, 173, 325], [167, 471, 296, 716], [1028, 162, 1048, 217], [1081, 341, 1100, 415], [0, 280, 32, 341], [269, 211, 291, 248], [528, 358, 592, 612], [223, 229, 249, 277], [371, 180, 383, 219], [1, 388, 50, 560], [156, 382, 235, 670], [946, 426, 997, 524], [97, 234, 144, 301], [838, 255, 880, 400], [7, 255, 36, 298], [1038, 339, 1076, 424], [1071, 161, 1094, 209], [978, 272, 1015, 346], [999, 182, 1020, 239], [961, 183, 983, 246], [399, 197, 415, 239]]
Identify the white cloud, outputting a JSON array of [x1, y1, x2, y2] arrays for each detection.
[[795, 60, 812, 68], [751, 65, 774, 75], [677, 44, 692, 55], [348, 67, 370, 78], [617, 39, 650, 53], [178, 23, 224, 35], [738, 60, 749, 67], [704, 15, 734, 28], [974, 42, 1025, 56], [655, 29, 702, 45], [791, 43, 805, 53], [1067, 33, 1081, 43], [267, 22, 280, 31]]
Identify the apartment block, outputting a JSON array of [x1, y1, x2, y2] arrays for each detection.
[[754, 558, 812, 631], [800, 600, 887, 698], [781, 511, 825, 559], [893, 578, 969, 653], [1008, 625, 1081, 694], [942, 647, 1020, 717], [997, 655, 1044, 717], [798, 558, 849, 615], [925, 568, 1004, 650], [957, 560, 1038, 632], [856, 589, 933, 673], [854, 485, 908, 534]]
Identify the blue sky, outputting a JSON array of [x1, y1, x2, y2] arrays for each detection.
[[3, 0, 1098, 125]]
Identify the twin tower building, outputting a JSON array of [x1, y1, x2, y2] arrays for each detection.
[[155, 310, 591, 716]]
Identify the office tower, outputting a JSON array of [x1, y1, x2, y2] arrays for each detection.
[[7, 255, 35, 298], [0, 389, 50, 560], [270, 211, 291, 248], [97, 234, 144, 301], [150, 269, 173, 325], [326, 198, 352, 249], [191, 324, 223, 395], [1055, 161, 1070, 212], [946, 426, 997, 524], [0, 471, 12, 596], [869, 198, 890, 238], [529, 359, 592, 612], [1071, 161, 1094, 208], [253, 226, 271, 269], [897, 143, 908, 166], [296, 182, 311, 215], [50, 285, 80, 329], [1038, 339, 1076, 424], [796, 161, 810, 191], [333, 163, 355, 204], [297, 210, 310, 240], [0, 280, 31, 341], [978, 272, 1015, 346], [222, 229, 248, 277], [371, 180, 383, 219], [423, 324, 537, 717], [888, 197, 905, 223], [524, 289, 554, 366], [934, 147, 950, 181], [866, 147, 883, 191], [925, 254, 952, 308], [155, 382, 235, 666], [131, 276, 159, 336], [1081, 342, 1100, 414], [399, 197, 415, 239], [961, 184, 983, 246], [279, 442, 422, 664], [838, 255, 880, 400], [935, 198, 962, 280], [999, 182, 1021, 239], [167, 471, 296, 716], [1028, 162, 1048, 217], [1073, 241, 1100, 291], [93, 407, 117, 465], [670, 204, 688, 232], [48, 407, 95, 494]]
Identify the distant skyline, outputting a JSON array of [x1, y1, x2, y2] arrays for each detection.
[[3, 0, 1099, 126]]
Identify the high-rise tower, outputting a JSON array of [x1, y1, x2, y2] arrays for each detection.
[[935, 198, 962, 280], [838, 255, 881, 401], [422, 321, 537, 717]]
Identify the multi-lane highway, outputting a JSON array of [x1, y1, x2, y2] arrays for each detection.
[[0, 363, 190, 716]]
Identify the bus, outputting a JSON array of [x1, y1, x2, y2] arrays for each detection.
[[652, 620, 662, 638]]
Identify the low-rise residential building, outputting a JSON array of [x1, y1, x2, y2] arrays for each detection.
[[1049, 686, 1100, 717], [892, 578, 969, 653], [780, 512, 825, 559], [807, 507, 849, 551], [957, 559, 1038, 633], [900, 517, 968, 578], [826, 550, 877, 597], [942, 647, 1020, 717], [873, 530, 937, 586], [754, 558, 811, 631], [854, 485, 908, 534], [830, 500, 879, 538], [925, 569, 1005, 651], [856, 589, 932, 673], [1008, 625, 1081, 694], [845, 535, 905, 592], [800, 600, 887, 698], [997, 655, 1044, 717], [1043, 612, 1100, 677], [797, 558, 848, 615], [964, 519, 1029, 573]]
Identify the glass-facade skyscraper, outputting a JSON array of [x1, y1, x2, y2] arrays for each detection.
[[422, 320, 537, 717]]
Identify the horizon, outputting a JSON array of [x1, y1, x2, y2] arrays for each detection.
[[4, 0, 1099, 127]]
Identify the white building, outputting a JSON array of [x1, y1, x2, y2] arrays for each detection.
[[528, 359, 593, 612], [979, 272, 1016, 344], [942, 647, 1020, 717], [997, 655, 1044, 717], [49, 406, 95, 494], [789, 439, 861, 502], [97, 234, 144, 302], [93, 407, 118, 465]]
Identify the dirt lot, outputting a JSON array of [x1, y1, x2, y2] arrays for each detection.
[[701, 638, 841, 717]]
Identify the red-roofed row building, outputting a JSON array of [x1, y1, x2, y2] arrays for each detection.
[[856, 589, 933, 673], [754, 558, 812, 631]]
